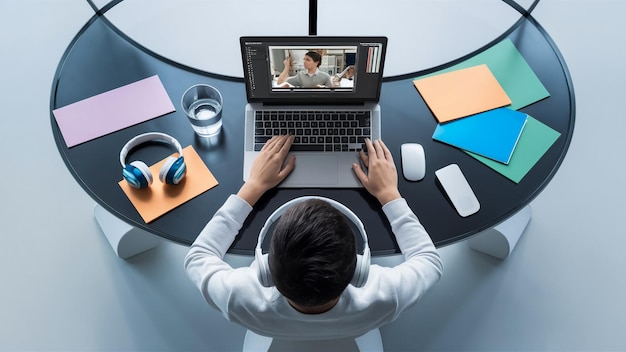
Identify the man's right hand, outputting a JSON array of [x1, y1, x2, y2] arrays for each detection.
[[352, 139, 402, 205], [238, 135, 295, 206]]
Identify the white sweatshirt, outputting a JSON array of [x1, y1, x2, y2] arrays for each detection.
[[185, 195, 443, 340]]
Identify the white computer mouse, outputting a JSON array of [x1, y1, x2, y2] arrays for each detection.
[[400, 143, 425, 181]]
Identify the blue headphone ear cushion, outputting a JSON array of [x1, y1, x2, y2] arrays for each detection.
[[159, 157, 174, 183], [159, 156, 187, 185], [123, 161, 152, 189], [159, 156, 186, 185]]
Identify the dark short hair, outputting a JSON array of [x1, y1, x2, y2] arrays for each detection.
[[305, 51, 323, 67], [269, 199, 357, 307]]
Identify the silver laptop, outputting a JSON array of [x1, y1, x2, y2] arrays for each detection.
[[240, 36, 388, 188]]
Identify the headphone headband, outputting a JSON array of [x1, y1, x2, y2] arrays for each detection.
[[120, 132, 186, 189], [119, 132, 183, 167], [256, 196, 368, 252]]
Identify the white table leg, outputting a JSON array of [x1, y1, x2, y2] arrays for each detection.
[[468, 205, 532, 259], [93, 204, 160, 259]]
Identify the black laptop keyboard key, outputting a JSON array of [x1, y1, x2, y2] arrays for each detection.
[[358, 115, 370, 127], [290, 144, 325, 152], [253, 110, 372, 153]]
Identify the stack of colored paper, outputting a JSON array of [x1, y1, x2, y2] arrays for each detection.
[[414, 63, 524, 164], [413, 39, 560, 183]]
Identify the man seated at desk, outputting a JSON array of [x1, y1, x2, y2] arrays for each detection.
[[184, 136, 443, 340], [277, 51, 333, 88]]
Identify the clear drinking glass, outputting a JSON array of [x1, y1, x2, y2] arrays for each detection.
[[181, 84, 223, 137]]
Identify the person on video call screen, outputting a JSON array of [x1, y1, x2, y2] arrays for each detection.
[[276, 50, 333, 88]]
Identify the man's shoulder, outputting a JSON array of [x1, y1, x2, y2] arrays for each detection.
[[318, 70, 331, 77]]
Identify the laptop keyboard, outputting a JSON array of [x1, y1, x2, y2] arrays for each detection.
[[254, 110, 371, 152]]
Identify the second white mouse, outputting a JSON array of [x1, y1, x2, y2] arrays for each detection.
[[401, 143, 425, 181]]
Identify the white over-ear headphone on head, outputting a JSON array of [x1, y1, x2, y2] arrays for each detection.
[[120, 132, 187, 189], [255, 196, 371, 288]]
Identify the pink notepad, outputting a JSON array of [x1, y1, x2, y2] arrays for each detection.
[[53, 75, 175, 147]]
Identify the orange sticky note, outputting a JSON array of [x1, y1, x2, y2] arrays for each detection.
[[413, 64, 511, 123], [119, 145, 218, 223]]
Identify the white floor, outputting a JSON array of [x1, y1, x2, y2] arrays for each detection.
[[1, 1, 626, 351]]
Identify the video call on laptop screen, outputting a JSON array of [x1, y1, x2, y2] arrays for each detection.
[[241, 36, 387, 104]]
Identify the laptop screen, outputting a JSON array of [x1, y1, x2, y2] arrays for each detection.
[[240, 36, 387, 104]]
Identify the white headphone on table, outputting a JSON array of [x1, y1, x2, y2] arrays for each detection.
[[255, 196, 371, 288], [120, 132, 187, 189]]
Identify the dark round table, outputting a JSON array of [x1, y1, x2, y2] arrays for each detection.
[[50, 1, 574, 255]]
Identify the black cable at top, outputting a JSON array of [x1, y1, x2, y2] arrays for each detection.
[[309, 0, 317, 35]]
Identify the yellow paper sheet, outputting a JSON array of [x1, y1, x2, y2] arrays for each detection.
[[119, 145, 218, 223], [413, 64, 512, 123]]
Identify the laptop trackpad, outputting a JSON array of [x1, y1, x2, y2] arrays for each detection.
[[280, 154, 338, 187]]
